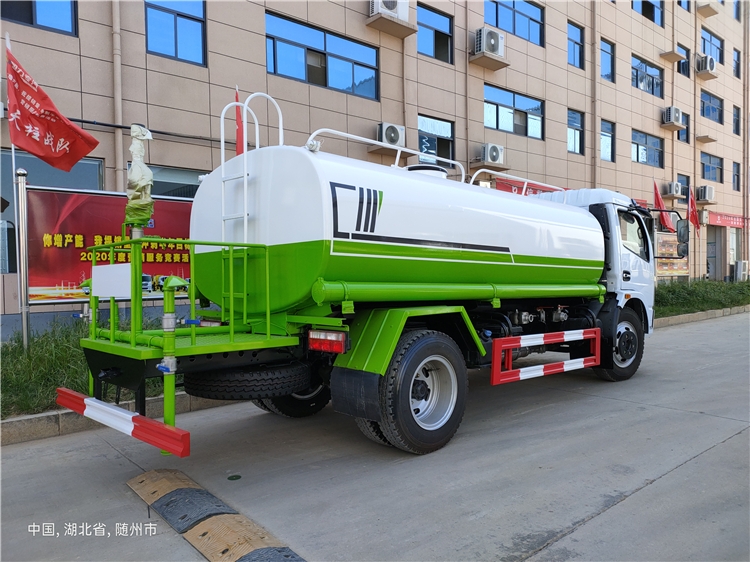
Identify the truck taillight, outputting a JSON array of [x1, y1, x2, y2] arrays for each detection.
[[308, 330, 347, 353]]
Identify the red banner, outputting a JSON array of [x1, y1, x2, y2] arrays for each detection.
[[708, 211, 746, 228], [27, 188, 192, 302], [6, 50, 99, 171]]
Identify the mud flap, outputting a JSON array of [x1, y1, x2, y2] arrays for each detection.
[[330, 367, 381, 422], [596, 298, 619, 369]]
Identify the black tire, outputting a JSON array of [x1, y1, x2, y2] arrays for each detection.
[[184, 362, 310, 400], [595, 307, 644, 382], [261, 384, 331, 418], [251, 399, 273, 412], [355, 418, 393, 447], [378, 330, 468, 455]]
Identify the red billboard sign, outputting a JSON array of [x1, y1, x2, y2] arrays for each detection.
[[27, 187, 192, 302], [708, 211, 746, 228]]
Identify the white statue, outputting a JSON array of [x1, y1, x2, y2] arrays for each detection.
[[125, 124, 154, 226]]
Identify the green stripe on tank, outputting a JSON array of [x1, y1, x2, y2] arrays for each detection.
[[332, 240, 601, 269]]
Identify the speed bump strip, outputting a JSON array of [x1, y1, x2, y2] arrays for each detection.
[[151, 488, 238, 533], [127, 470, 306, 562]]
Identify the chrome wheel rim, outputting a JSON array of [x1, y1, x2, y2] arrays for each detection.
[[613, 320, 638, 368], [409, 355, 457, 430]]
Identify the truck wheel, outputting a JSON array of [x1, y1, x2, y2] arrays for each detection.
[[184, 362, 310, 400], [355, 418, 393, 447], [378, 330, 468, 455], [251, 399, 272, 413], [261, 384, 331, 418], [595, 307, 644, 382]]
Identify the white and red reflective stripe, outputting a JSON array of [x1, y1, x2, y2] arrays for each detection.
[[56, 388, 190, 457], [490, 328, 600, 386]]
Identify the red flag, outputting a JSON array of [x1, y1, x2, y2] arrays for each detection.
[[687, 185, 701, 238], [653, 180, 675, 232], [6, 50, 98, 172], [235, 86, 244, 156]]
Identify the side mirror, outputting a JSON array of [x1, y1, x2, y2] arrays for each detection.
[[677, 243, 689, 258], [676, 219, 689, 244]]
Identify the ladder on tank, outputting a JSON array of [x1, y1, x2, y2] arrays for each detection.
[[219, 93, 285, 244]]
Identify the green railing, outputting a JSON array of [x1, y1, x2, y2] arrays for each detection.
[[87, 237, 272, 349]]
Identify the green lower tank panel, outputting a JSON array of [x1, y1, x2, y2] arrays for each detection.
[[193, 240, 604, 315]]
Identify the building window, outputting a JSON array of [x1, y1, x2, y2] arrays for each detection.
[[485, 0, 544, 47], [418, 115, 453, 165], [567, 110, 584, 154], [145, 1, 204, 65], [417, 5, 452, 64], [484, 84, 544, 139], [734, 106, 741, 135], [601, 120, 615, 162], [701, 152, 723, 183], [568, 23, 584, 69], [1, 0, 76, 34], [734, 49, 741, 78], [677, 173, 690, 204], [677, 0, 690, 11], [632, 0, 664, 26], [676, 44, 690, 77], [700, 90, 723, 124], [735, 0, 741, 20], [601, 39, 615, 82], [733, 162, 741, 191], [701, 28, 724, 64], [631, 130, 663, 168], [631, 56, 663, 98], [677, 113, 690, 144], [265, 13, 378, 100]]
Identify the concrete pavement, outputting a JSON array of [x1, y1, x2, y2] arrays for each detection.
[[2, 313, 748, 561]]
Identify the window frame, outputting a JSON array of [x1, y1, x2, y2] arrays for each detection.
[[676, 44, 690, 77], [265, 13, 379, 101], [733, 106, 741, 136], [631, 129, 664, 168], [568, 22, 584, 69], [601, 119, 615, 162], [0, 0, 77, 36], [734, 0, 741, 21], [676, 173, 690, 205], [733, 162, 741, 191], [677, 113, 690, 144], [701, 28, 724, 64], [483, 84, 544, 140], [632, 0, 664, 27], [145, 0, 206, 66], [484, 0, 544, 47], [677, 0, 690, 11], [567, 109, 584, 155], [700, 152, 723, 183], [417, 115, 454, 166], [631, 55, 663, 98], [601, 39, 615, 82], [700, 90, 724, 124], [417, 4, 453, 64], [733, 49, 741, 79]]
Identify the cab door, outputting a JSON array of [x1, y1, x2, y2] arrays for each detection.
[[616, 209, 655, 329]]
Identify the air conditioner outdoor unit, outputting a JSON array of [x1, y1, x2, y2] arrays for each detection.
[[377, 122, 406, 148], [663, 106, 683, 126], [734, 260, 749, 282], [698, 209, 710, 225], [664, 182, 682, 197], [698, 185, 715, 201], [369, 0, 408, 22], [696, 55, 718, 77], [481, 143, 504, 165], [475, 27, 505, 57]]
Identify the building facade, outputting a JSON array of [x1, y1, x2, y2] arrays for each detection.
[[1, 0, 748, 316]]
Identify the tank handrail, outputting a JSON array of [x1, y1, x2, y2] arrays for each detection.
[[469, 168, 566, 195], [305, 128, 466, 183], [219, 102, 260, 169], [243, 93, 284, 146]]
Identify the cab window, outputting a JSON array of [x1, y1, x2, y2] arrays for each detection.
[[618, 211, 649, 261]]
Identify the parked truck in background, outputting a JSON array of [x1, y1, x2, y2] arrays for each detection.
[[57, 94, 688, 457]]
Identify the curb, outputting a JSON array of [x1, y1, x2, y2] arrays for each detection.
[[3, 306, 749, 447], [0, 392, 238, 447]]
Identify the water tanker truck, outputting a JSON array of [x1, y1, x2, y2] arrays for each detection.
[[57, 94, 689, 457]]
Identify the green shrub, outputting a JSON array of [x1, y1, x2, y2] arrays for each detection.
[[655, 280, 750, 318]]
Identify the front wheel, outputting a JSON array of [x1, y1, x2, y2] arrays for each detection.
[[378, 330, 468, 455], [595, 307, 644, 382]]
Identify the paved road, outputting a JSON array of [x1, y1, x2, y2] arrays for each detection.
[[3, 314, 749, 562]]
